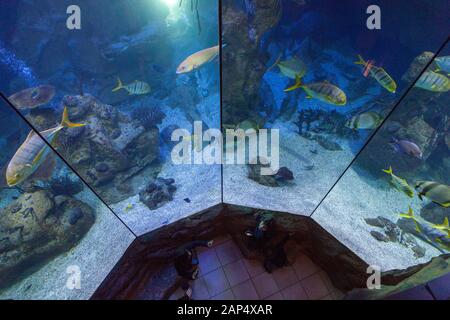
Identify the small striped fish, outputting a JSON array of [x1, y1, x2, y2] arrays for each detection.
[[112, 78, 151, 95], [415, 181, 450, 208], [382, 166, 414, 198], [285, 77, 347, 106], [435, 55, 450, 74], [414, 71, 450, 92], [355, 55, 397, 93], [6, 107, 84, 186]]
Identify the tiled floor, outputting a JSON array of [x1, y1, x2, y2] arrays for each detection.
[[191, 235, 345, 300]]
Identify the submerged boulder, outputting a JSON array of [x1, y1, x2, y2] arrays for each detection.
[[139, 178, 176, 210], [0, 190, 95, 289]]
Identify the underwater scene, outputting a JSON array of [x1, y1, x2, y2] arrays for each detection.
[[0, 97, 135, 299], [222, 0, 449, 222], [0, 0, 221, 236], [313, 44, 450, 271]]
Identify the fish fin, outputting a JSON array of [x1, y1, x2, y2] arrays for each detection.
[[418, 193, 424, 201], [354, 54, 366, 66], [433, 217, 450, 230], [267, 53, 282, 71], [61, 107, 85, 128], [25, 130, 36, 141], [112, 78, 123, 92], [382, 166, 393, 175], [447, 230, 450, 239], [399, 206, 415, 219], [284, 75, 303, 92], [438, 201, 450, 208]]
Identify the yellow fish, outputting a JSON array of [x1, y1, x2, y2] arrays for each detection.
[[285, 76, 347, 106], [415, 181, 450, 208], [268, 54, 307, 79], [112, 78, 151, 95], [382, 166, 414, 198], [354, 55, 397, 93], [176, 45, 219, 74], [414, 71, 450, 92], [6, 107, 85, 187], [399, 206, 422, 233], [345, 112, 383, 130], [433, 217, 450, 232]]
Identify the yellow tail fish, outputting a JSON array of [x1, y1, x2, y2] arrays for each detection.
[[112, 78, 151, 95], [414, 71, 450, 92], [355, 55, 397, 93], [267, 54, 307, 79], [6, 107, 85, 186], [285, 76, 347, 106], [382, 166, 414, 198], [415, 181, 450, 208], [176, 45, 219, 74]]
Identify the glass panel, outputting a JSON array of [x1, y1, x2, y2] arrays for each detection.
[[0, 0, 221, 236], [221, 0, 449, 215], [313, 43, 450, 271], [0, 98, 135, 299]]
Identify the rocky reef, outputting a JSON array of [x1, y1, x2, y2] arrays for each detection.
[[0, 189, 95, 289], [139, 178, 177, 210], [222, 0, 281, 124], [247, 157, 294, 187], [26, 94, 163, 204]]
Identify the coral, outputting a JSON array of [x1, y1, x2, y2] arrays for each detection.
[[131, 105, 166, 130], [139, 178, 176, 210]]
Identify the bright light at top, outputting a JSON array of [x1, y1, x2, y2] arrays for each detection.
[[162, 0, 178, 8]]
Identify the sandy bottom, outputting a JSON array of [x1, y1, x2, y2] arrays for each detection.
[[312, 167, 442, 271], [0, 189, 135, 300], [113, 161, 221, 236], [223, 121, 356, 215]]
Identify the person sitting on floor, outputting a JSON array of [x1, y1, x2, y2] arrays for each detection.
[[174, 240, 213, 280]]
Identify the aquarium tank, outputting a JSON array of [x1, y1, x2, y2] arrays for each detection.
[[0, 0, 221, 236], [0, 0, 449, 300]]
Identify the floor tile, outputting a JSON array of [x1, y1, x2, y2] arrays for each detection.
[[232, 280, 260, 300], [211, 289, 235, 300], [190, 277, 210, 300], [301, 273, 330, 300], [223, 259, 250, 287], [319, 271, 336, 292], [213, 234, 232, 246], [198, 248, 221, 275], [272, 266, 298, 290], [215, 240, 242, 266], [281, 282, 308, 300], [252, 272, 279, 299], [265, 292, 284, 300], [243, 259, 265, 278], [203, 268, 230, 297], [292, 253, 320, 280]]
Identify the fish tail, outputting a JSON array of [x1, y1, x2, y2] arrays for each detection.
[[354, 54, 366, 66], [382, 166, 393, 175], [267, 53, 282, 71], [284, 75, 303, 92], [399, 206, 415, 219], [112, 77, 123, 92], [61, 107, 85, 128]]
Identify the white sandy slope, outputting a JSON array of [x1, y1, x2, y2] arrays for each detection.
[[0, 188, 135, 300]]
